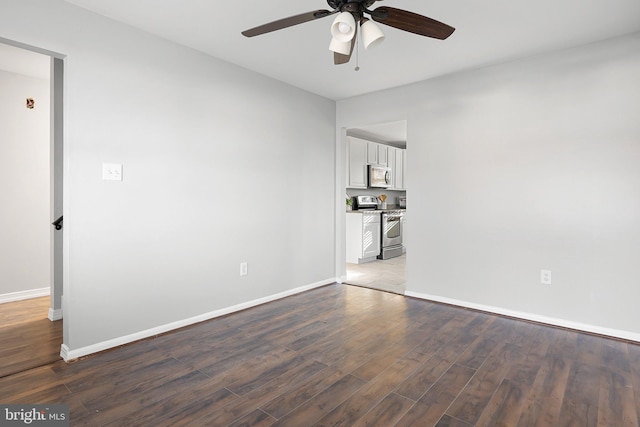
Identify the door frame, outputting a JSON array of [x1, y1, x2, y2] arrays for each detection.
[[49, 56, 64, 321], [335, 120, 408, 287], [0, 37, 66, 322]]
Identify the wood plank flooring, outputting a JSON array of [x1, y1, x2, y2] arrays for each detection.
[[0, 296, 62, 378], [1, 284, 639, 426]]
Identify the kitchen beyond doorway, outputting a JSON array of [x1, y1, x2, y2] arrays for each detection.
[[346, 253, 405, 294]]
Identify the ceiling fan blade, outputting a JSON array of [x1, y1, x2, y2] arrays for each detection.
[[333, 50, 350, 65], [242, 10, 336, 37], [371, 7, 455, 40], [334, 26, 357, 65]]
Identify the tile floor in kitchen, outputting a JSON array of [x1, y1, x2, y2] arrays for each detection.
[[346, 253, 406, 294]]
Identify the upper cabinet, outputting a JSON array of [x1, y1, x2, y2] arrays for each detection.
[[367, 142, 388, 166], [347, 136, 406, 190], [367, 142, 377, 165], [386, 147, 405, 190], [393, 147, 405, 190], [347, 137, 368, 189]]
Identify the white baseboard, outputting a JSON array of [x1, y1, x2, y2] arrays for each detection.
[[61, 278, 336, 362], [48, 308, 63, 321], [0, 287, 50, 304], [60, 344, 70, 361], [405, 290, 640, 343]]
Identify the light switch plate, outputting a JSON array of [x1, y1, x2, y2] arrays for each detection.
[[240, 262, 248, 276], [103, 163, 123, 181]]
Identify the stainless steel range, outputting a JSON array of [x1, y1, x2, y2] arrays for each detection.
[[379, 210, 404, 260], [353, 195, 378, 210]]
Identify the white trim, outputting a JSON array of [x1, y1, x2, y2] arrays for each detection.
[[48, 308, 63, 321], [60, 278, 336, 362], [0, 287, 50, 304], [0, 36, 66, 59], [405, 291, 640, 343], [60, 344, 69, 361]]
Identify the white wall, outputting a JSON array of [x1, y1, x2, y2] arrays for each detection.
[[1, 0, 336, 354], [337, 32, 640, 338], [0, 69, 50, 297]]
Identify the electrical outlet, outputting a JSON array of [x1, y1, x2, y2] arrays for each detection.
[[240, 262, 248, 276], [540, 269, 552, 285], [102, 163, 123, 181]]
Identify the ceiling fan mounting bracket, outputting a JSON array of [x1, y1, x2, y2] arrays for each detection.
[[327, 0, 376, 13], [325, 1, 389, 23], [341, 3, 363, 19]]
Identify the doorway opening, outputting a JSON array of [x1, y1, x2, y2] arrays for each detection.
[[344, 120, 407, 294], [0, 40, 64, 374]]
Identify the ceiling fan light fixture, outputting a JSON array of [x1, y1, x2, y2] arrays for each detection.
[[330, 12, 356, 42], [329, 37, 352, 55], [360, 18, 385, 50]]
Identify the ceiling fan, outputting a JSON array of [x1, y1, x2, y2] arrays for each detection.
[[242, 0, 455, 65]]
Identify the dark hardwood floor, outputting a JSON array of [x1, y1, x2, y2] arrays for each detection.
[[1, 284, 639, 426], [0, 296, 62, 378]]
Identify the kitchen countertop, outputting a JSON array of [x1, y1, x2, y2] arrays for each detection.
[[347, 208, 406, 214]]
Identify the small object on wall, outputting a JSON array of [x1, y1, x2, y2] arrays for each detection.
[[102, 163, 123, 181], [540, 269, 552, 285], [240, 262, 248, 276], [26, 98, 35, 109]]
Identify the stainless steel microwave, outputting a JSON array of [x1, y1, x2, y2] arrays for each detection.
[[368, 165, 392, 188]]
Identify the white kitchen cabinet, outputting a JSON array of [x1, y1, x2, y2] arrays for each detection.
[[377, 144, 388, 166], [346, 212, 381, 264], [386, 147, 405, 190], [394, 147, 405, 190], [367, 142, 388, 166], [367, 142, 378, 164], [346, 136, 405, 189], [402, 149, 407, 188], [347, 137, 368, 189]]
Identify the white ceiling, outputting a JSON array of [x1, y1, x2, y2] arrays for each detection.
[[349, 120, 407, 146], [64, 0, 640, 101]]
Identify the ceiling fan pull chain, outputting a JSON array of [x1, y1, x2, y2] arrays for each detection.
[[354, 21, 361, 71]]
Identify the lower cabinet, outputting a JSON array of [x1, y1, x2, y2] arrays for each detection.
[[346, 212, 381, 264]]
